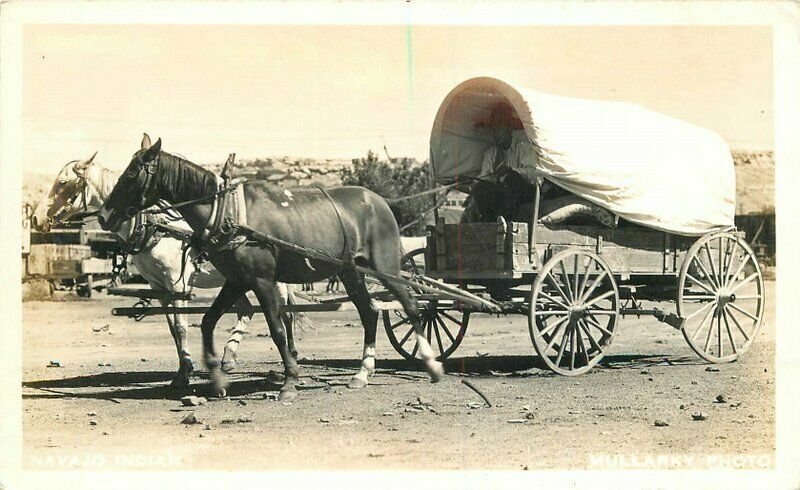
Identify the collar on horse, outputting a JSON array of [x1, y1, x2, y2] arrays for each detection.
[[192, 176, 249, 253]]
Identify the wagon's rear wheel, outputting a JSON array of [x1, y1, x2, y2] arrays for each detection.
[[528, 249, 620, 376], [678, 232, 765, 363], [382, 248, 469, 361]]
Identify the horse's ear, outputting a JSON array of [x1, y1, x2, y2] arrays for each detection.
[[84, 151, 97, 166], [74, 151, 97, 172], [141, 133, 152, 150], [141, 138, 162, 162]]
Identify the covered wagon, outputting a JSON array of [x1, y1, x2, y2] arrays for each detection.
[[383, 77, 765, 375]]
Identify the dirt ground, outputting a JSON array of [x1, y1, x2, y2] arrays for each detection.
[[21, 281, 775, 471]]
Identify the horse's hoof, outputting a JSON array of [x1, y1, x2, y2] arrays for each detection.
[[427, 361, 445, 383], [347, 376, 368, 389], [214, 387, 227, 398], [278, 388, 298, 402], [220, 360, 237, 374]]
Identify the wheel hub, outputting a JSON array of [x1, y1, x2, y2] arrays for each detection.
[[716, 290, 736, 307], [568, 305, 586, 322]]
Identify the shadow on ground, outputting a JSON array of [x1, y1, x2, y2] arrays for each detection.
[[22, 352, 703, 403]]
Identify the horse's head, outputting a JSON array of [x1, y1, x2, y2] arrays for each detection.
[[32, 152, 98, 231], [99, 133, 162, 232]]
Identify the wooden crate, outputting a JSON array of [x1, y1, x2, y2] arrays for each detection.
[[427, 219, 535, 276], [26, 244, 92, 277]]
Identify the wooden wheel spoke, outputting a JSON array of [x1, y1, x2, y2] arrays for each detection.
[[537, 291, 570, 310], [572, 254, 581, 301], [703, 311, 716, 353], [724, 305, 750, 342], [683, 294, 716, 301], [554, 324, 571, 366], [541, 315, 570, 338], [547, 319, 569, 351], [578, 320, 603, 355], [717, 311, 723, 358], [692, 255, 719, 290], [576, 256, 593, 301], [569, 326, 577, 370], [720, 239, 737, 288], [580, 270, 608, 303], [585, 313, 613, 337], [432, 317, 446, 355], [685, 301, 715, 322], [398, 324, 416, 346], [410, 339, 419, 358], [690, 302, 717, 342], [728, 272, 760, 295], [545, 272, 571, 304], [426, 318, 433, 345], [703, 243, 721, 289], [727, 302, 759, 322], [435, 315, 457, 343], [558, 260, 575, 302], [685, 273, 718, 295], [438, 310, 464, 328], [575, 326, 590, 366], [583, 289, 616, 309], [726, 252, 751, 288], [390, 316, 410, 330], [722, 309, 738, 355]]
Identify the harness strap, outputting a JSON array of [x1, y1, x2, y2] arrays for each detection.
[[314, 186, 352, 264]]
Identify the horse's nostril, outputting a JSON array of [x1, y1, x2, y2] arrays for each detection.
[[97, 215, 106, 227]]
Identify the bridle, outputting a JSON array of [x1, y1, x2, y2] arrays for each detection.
[[123, 153, 161, 218], [49, 173, 89, 226]]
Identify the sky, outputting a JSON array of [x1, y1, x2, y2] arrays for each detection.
[[23, 24, 772, 174]]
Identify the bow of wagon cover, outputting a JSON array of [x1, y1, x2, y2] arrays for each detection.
[[429, 77, 736, 236]]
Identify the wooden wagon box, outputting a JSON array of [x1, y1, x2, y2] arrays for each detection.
[[425, 218, 740, 282]]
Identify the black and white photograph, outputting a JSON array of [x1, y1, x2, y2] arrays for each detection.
[[1, 1, 798, 488]]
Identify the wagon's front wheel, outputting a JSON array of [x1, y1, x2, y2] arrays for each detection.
[[678, 232, 765, 363], [383, 305, 470, 361], [382, 248, 469, 360], [528, 249, 620, 376]]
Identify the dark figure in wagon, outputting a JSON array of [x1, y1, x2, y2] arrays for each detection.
[[99, 134, 443, 401]]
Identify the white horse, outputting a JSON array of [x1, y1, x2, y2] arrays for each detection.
[[32, 153, 304, 387]]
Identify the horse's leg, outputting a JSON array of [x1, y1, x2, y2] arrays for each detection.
[[377, 274, 444, 382], [279, 283, 298, 360], [338, 268, 378, 389], [221, 295, 253, 373], [251, 279, 300, 402], [158, 298, 194, 388], [201, 282, 247, 397]]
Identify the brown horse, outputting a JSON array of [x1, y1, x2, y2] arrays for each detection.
[[99, 134, 442, 400]]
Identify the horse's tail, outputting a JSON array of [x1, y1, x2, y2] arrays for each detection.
[[285, 284, 317, 337]]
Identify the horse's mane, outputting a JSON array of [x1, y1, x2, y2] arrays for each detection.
[[157, 151, 218, 202], [94, 166, 120, 199]]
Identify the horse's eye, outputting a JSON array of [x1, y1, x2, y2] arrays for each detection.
[[58, 178, 68, 184]]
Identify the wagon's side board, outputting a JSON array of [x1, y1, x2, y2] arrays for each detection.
[[426, 219, 716, 278]]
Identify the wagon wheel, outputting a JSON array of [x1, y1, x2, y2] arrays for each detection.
[[382, 248, 469, 360], [528, 249, 620, 376], [678, 232, 765, 363]]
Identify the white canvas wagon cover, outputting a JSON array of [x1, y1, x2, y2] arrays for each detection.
[[429, 77, 736, 236]]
